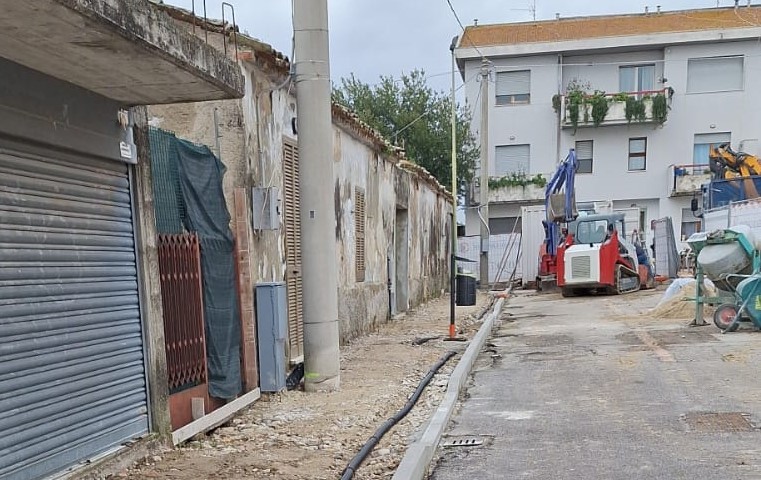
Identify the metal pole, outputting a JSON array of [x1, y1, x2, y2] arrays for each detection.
[[479, 59, 490, 288], [449, 38, 458, 339], [293, 0, 341, 391]]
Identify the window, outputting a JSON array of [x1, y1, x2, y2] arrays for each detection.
[[489, 217, 522, 235], [687, 56, 744, 93], [575, 140, 593, 174], [496, 70, 530, 105], [354, 188, 366, 282], [495, 144, 530, 176], [628, 138, 647, 171], [619, 64, 655, 94], [681, 208, 701, 240], [693, 132, 731, 166]]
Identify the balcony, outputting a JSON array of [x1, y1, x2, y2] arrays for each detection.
[[557, 89, 670, 130], [668, 164, 711, 197], [487, 173, 547, 204]]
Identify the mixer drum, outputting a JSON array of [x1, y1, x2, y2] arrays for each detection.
[[697, 242, 753, 292]]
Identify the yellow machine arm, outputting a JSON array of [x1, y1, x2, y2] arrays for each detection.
[[709, 143, 761, 199]]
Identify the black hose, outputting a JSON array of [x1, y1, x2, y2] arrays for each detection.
[[339, 350, 457, 480]]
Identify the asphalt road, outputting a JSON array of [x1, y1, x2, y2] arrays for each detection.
[[431, 290, 761, 479]]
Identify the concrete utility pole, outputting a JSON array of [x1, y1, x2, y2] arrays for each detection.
[[293, 0, 340, 391], [449, 37, 458, 339], [479, 59, 490, 288]]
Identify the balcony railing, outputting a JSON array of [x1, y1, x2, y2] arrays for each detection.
[[559, 88, 670, 129], [668, 164, 711, 197]]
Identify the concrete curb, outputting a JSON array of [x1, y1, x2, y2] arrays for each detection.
[[392, 296, 506, 480]]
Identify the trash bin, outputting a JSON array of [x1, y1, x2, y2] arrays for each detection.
[[456, 273, 477, 306]]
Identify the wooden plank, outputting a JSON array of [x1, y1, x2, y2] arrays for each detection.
[[171, 388, 261, 445]]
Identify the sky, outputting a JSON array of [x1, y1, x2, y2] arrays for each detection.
[[165, 0, 727, 93]]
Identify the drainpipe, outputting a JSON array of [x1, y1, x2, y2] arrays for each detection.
[[556, 54, 563, 163]]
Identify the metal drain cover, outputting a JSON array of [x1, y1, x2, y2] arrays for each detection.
[[441, 436, 484, 447], [683, 412, 755, 433]]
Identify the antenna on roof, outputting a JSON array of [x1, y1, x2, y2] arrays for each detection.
[[510, 0, 537, 21]]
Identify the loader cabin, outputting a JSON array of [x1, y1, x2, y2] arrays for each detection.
[[569, 213, 625, 246]]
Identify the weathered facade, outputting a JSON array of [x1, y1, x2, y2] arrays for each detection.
[[0, 1, 244, 479], [148, 7, 452, 346]]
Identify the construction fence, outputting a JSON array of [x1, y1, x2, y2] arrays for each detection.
[[457, 234, 522, 284]]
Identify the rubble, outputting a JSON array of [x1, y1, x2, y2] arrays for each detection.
[[116, 293, 489, 480]]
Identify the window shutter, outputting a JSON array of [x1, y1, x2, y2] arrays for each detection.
[[694, 133, 731, 145], [575, 140, 593, 160], [495, 145, 530, 176], [496, 71, 530, 96], [355, 188, 366, 282], [687, 56, 743, 93]]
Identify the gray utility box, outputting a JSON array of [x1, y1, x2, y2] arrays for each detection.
[[255, 282, 287, 392], [252, 186, 280, 230]]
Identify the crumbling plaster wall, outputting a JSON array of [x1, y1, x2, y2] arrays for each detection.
[[147, 50, 451, 344]]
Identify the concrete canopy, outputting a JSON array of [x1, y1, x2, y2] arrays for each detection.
[[0, 0, 244, 105]]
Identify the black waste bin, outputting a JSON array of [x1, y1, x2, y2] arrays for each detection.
[[456, 273, 477, 306]]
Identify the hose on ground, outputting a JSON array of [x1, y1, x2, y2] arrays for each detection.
[[339, 350, 458, 480]]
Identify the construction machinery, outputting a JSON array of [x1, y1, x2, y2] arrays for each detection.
[[557, 213, 654, 296], [537, 149, 578, 290], [702, 143, 761, 210], [536, 148, 654, 295]]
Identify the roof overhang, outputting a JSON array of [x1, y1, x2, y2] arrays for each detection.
[[0, 0, 245, 105], [456, 27, 761, 74]]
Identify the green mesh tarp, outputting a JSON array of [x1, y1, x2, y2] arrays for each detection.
[[149, 127, 185, 234], [148, 127, 242, 400]]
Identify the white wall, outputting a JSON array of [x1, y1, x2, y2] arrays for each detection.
[[464, 38, 761, 246]]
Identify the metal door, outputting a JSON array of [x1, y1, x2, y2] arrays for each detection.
[[282, 138, 304, 363], [0, 141, 149, 480]]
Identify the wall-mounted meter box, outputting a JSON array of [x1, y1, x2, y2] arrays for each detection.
[[252, 187, 281, 230]]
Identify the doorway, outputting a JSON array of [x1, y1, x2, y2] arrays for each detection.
[[394, 209, 409, 314]]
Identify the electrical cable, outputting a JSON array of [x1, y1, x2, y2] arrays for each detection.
[[339, 350, 458, 480], [389, 70, 480, 141], [444, 0, 487, 61]]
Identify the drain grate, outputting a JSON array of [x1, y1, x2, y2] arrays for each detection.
[[441, 436, 484, 448], [683, 412, 755, 433]]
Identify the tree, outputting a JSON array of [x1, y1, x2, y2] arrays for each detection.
[[332, 70, 478, 193]]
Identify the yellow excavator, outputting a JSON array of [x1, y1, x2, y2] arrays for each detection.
[[709, 143, 761, 199]]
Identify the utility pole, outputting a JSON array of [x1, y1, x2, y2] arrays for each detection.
[[449, 37, 458, 339], [479, 59, 490, 288], [293, 0, 340, 392]]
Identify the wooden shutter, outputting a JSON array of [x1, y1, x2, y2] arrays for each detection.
[[282, 140, 304, 363], [355, 188, 366, 282]]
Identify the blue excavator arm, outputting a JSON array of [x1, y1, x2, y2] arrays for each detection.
[[544, 149, 578, 257]]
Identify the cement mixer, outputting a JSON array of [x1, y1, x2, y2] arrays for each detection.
[[687, 226, 761, 330]]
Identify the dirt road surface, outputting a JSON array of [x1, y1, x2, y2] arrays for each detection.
[[114, 293, 491, 480]]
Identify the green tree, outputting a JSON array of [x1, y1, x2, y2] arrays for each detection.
[[332, 70, 478, 193]]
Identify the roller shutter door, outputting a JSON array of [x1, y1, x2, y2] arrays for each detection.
[[0, 142, 148, 480]]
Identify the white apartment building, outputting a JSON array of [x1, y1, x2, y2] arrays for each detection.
[[456, 5, 761, 245]]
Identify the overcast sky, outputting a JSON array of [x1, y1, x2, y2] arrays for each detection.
[[167, 0, 731, 92]]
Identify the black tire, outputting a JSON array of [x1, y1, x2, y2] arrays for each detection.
[[714, 304, 740, 332]]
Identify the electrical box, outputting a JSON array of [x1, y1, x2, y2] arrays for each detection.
[[255, 282, 288, 392], [252, 187, 280, 230]]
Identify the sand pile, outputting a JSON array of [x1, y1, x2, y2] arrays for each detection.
[[650, 280, 717, 319]]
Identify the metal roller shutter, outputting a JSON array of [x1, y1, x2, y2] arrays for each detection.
[[0, 143, 148, 480]]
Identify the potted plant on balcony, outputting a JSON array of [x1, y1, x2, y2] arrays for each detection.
[[652, 93, 668, 125], [589, 90, 609, 127]]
